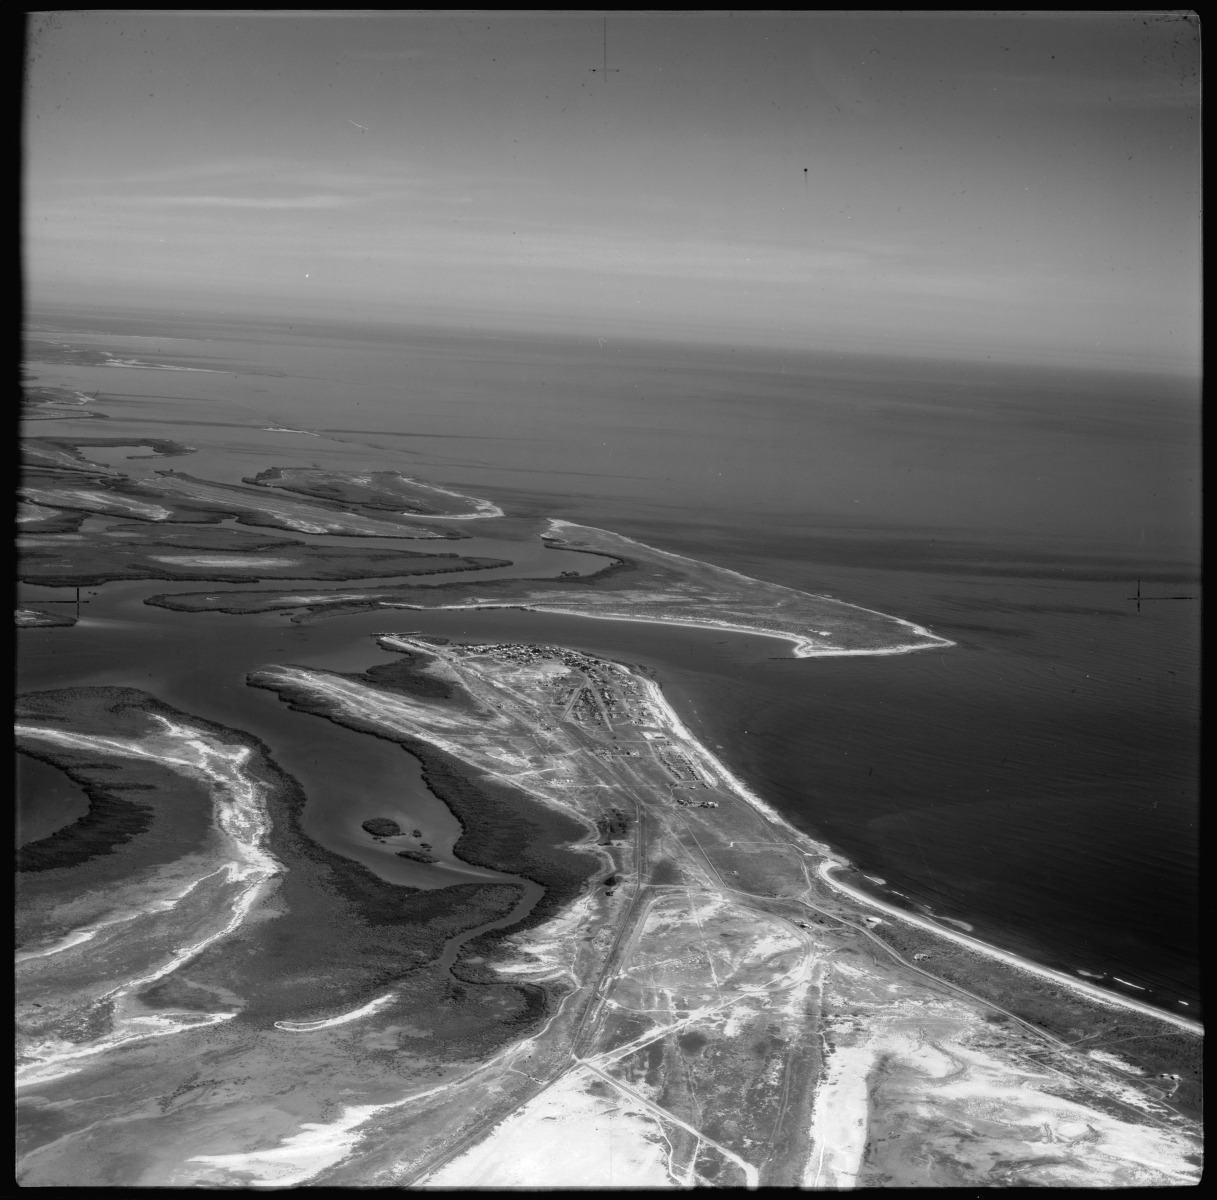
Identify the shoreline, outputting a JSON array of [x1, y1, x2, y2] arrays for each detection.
[[636, 674, 842, 850], [817, 861, 1202, 1034], [369, 601, 952, 660], [244, 467, 504, 522], [507, 604, 952, 659], [404, 479, 506, 520], [638, 671, 1200, 1035], [544, 519, 955, 654]]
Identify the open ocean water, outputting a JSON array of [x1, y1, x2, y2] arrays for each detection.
[[20, 306, 1201, 1016]]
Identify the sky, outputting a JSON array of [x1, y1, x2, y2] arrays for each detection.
[[24, 11, 1200, 370]]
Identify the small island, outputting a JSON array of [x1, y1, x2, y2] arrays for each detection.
[[247, 466, 506, 519]]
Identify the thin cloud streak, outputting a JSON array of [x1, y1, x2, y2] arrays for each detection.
[[128, 193, 357, 210], [25, 194, 1100, 319], [40, 158, 439, 195], [966, 70, 1199, 108]]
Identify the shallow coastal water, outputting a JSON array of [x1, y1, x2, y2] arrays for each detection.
[[16, 754, 91, 845], [20, 308, 1200, 1016]]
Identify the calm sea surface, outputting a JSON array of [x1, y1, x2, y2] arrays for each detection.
[[20, 307, 1201, 1015]]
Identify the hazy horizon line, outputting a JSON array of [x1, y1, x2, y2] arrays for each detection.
[[24, 290, 1201, 384]]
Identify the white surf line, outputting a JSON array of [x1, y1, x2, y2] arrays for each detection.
[[627, 675, 1203, 1039], [454, 603, 948, 661], [15, 718, 283, 1083], [818, 862, 1202, 1035], [399, 480, 505, 519], [543, 518, 955, 658], [937, 915, 974, 931], [635, 679, 1204, 1039], [498, 602, 945, 659], [637, 677, 842, 856], [100, 356, 216, 372], [71, 333, 201, 344], [577, 1061, 759, 1189], [411, 511, 504, 520], [274, 992, 398, 1033]]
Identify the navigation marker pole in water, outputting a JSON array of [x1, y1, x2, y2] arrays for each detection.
[[39, 587, 94, 620], [1127, 579, 1197, 613]]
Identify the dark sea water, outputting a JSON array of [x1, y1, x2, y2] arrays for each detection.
[[19, 306, 1201, 1017]]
